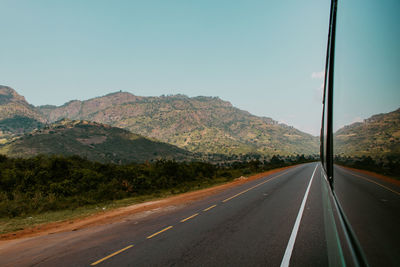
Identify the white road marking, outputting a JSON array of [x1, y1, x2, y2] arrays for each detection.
[[339, 167, 400, 196], [280, 164, 318, 267]]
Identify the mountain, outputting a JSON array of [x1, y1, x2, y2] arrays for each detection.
[[0, 86, 46, 143], [0, 86, 319, 156], [334, 108, 400, 158], [38, 92, 319, 155], [0, 119, 193, 163], [0, 86, 45, 123]]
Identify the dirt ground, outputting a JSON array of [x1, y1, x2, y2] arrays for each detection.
[[0, 166, 294, 242]]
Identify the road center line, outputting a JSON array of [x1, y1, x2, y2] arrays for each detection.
[[222, 169, 291, 203], [181, 213, 199, 223], [91, 245, 134, 266], [147, 226, 173, 239], [280, 164, 318, 267], [89, 166, 300, 266], [340, 168, 400, 196], [203, 204, 217, 211]]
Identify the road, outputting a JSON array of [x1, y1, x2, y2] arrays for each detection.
[[0, 163, 399, 266], [334, 165, 400, 267]]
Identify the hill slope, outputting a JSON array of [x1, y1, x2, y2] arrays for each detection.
[[38, 92, 319, 155], [0, 119, 193, 163], [0, 86, 46, 143], [334, 108, 400, 157], [0, 86, 46, 123]]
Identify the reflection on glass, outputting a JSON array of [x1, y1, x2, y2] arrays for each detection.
[[334, 108, 400, 177], [332, 1, 400, 266]]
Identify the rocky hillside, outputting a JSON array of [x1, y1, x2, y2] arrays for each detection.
[[0, 86, 46, 143], [0, 119, 192, 163], [0, 86, 45, 123], [0, 86, 319, 156], [38, 92, 319, 155], [334, 108, 400, 157]]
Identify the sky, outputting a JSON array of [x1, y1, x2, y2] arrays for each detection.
[[333, 0, 400, 131], [1, 1, 397, 136]]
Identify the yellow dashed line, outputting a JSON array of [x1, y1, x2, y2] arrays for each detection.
[[222, 171, 288, 202], [90, 168, 295, 266], [147, 226, 173, 239], [223, 186, 257, 202], [203, 204, 217, 211], [91, 245, 134, 266], [180, 213, 199, 223]]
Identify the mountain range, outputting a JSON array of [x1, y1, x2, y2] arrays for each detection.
[[37, 90, 319, 155], [0, 85, 319, 161], [334, 108, 400, 158]]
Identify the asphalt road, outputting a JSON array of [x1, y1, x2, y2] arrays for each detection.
[[0, 163, 399, 266], [334, 165, 400, 267]]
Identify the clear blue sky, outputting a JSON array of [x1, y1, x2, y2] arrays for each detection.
[[333, 0, 400, 131], [2, 1, 397, 136]]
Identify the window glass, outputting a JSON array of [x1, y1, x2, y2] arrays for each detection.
[[333, 1, 400, 266]]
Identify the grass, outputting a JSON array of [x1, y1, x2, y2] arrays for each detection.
[[1, 204, 104, 234], [0, 176, 235, 235], [0, 162, 305, 236]]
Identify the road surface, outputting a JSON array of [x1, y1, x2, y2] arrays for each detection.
[[334, 165, 400, 267], [0, 163, 399, 266]]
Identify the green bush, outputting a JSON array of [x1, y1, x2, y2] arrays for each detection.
[[0, 154, 316, 218]]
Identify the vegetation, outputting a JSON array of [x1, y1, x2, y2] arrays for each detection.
[[0, 116, 44, 134], [0, 154, 316, 220], [0, 119, 193, 164], [334, 155, 400, 178]]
